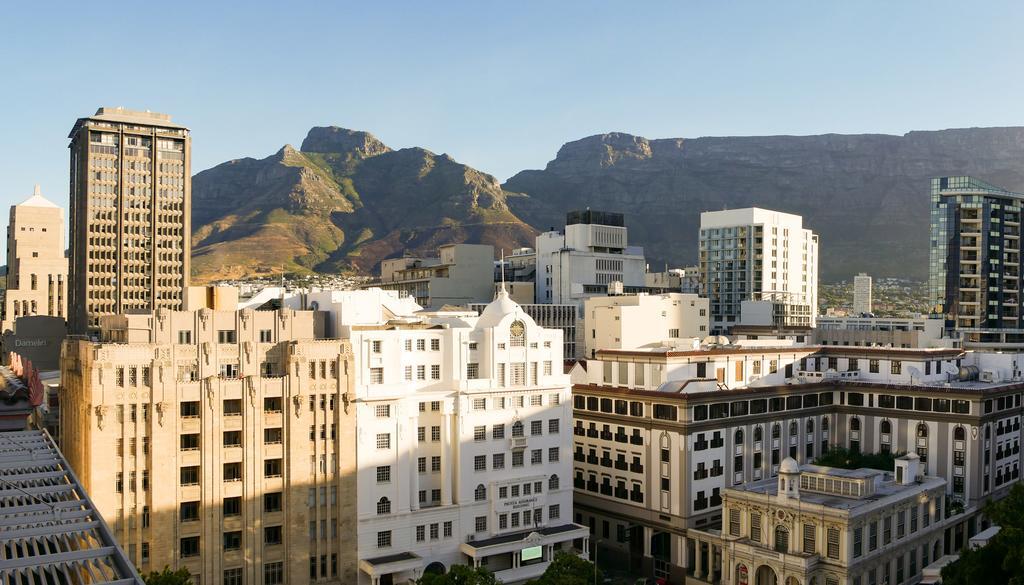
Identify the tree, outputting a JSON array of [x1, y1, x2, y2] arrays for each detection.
[[813, 448, 902, 471], [142, 567, 193, 585], [417, 565, 500, 585], [525, 551, 602, 585], [942, 482, 1024, 585]]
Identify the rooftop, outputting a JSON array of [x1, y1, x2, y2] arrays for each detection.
[[0, 430, 143, 584], [730, 460, 944, 512], [71, 106, 188, 135], [16, 185, 60, 209]]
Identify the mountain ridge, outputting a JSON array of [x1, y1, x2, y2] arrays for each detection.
[[191, 125, 1024, 282]]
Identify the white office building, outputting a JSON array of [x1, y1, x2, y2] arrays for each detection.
[[854, 273, 873, 315], [699, 208, 818, 333], [306, 288, 588, 584], [535, 210, 646, 309], [583, 293, 709, 358]]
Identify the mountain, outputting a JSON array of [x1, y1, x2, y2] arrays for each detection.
[[191, 127, 536, 281], [503, 128, 1024, 281]]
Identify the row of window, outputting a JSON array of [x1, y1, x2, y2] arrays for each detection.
[[178, 460, 282, 486]]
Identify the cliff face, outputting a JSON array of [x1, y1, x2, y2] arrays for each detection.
[[191, 127, 536, 281], [503, 128, 1024, 280]]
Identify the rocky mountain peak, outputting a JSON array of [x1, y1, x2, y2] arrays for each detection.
[[300, 127, 391, 158], [549, 132, 655, 171]]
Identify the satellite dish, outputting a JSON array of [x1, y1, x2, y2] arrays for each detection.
[[942, 363, 960, 376]]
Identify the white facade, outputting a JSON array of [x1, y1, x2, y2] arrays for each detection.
[[854, 273, 873, 315], [535, 216, 646, 310], [309, 289, 586, 584], [699, 208, 818, 333], [583, 293, 709, 358]]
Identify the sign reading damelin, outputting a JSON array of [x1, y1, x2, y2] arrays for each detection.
[[498, 495, 543, 512]]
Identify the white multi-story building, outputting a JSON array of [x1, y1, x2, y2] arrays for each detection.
[[583, 293, 709, 359], [307, 288, 588, 584], [854, 273, 873, 315], [535, 210, 646, 309], [699, 208, 818, 333]]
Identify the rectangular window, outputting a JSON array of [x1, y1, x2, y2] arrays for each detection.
[[377, 531, 392, 548], [467, 363, 479, 379], [370, 367, 384, 384], [376, 466, 391, 483], [217, 330, 236, 344], [803, 523, 815, 554], [180, 536, 200, 558], [264, 562, 284, 585], [376, 433, 391, 449]]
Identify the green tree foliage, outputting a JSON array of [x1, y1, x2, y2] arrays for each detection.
[[524, 551, 602, 585], [417, 565, 500, 585], [942, 482, 1024, 585], [813, 448, 902, 471], [143, 567, 193, 585]]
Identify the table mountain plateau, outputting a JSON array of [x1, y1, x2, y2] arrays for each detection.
[[192, 126, 1024, 282]]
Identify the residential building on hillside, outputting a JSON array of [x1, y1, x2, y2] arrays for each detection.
[[815, 315, 958, 349], [929, 176, 1024, 350], [363, 244, 495, 309], [699, 208, 818, 333], [60, 306, 359, 585], [718, 455, 946, 585], [2, 185, 67, 333], [583, 293, 709, 358], [572, 342, 1014, 583], [68, 107, 191, 334], [854, 272, 873, 315]]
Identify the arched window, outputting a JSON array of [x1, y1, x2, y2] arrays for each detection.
[[880, 420, 891, 434], [954, 426, 966, 441], [754, 426, 763, 442], [376, 497, 391, 515], [549, 474, 559, 490], [850, 417, 861, 431], [806, 419, 814, 433], [474, 484, 486, 501], [512, 421, 524, 437], [735, 429, 744, 444], [772, 424, 781, 439], [510, 320, 526, 347], [774, 525, 789, 553], [917, 423, 928, 438], [789, 421, 798, 436]]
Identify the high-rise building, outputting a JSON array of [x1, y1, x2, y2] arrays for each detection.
[[2, 185, 67, 332], [853, 272, 872, 315], [699, 208, 818, 333], [67, 107, 191, 334], [60, 306, 359, 584], [929, 176, 1024, 349]]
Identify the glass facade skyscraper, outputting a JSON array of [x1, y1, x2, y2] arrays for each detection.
[[929, 176, 1024, 347]]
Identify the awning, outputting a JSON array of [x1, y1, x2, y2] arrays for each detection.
[[460, 523, 589, 558], [359, 552, 424, 578]]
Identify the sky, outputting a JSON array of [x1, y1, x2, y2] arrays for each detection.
[[1, 1, 1023, 217]]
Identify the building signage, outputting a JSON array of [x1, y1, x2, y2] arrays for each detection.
[[521, 546, 543, 562], [15, 339, 47, 347], [498, 495, 540, 512]]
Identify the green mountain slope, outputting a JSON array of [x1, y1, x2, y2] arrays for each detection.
[[191, 128, 536, 281]]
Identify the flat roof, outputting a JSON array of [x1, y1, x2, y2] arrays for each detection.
[[69, 106, 188, 136]]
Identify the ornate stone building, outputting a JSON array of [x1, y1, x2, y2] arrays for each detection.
[[61, 306, 358, 585]]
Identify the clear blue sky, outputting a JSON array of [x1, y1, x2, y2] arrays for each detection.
[[1, 1, 1022, 215]]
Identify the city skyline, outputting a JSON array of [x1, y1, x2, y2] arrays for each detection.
[[2, 1, 1023, 217]]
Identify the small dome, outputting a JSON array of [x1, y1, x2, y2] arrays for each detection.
[[779, 457, 801, 474], [476, 287, 522, 328]]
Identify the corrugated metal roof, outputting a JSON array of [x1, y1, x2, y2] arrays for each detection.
[[0, 430, 143, 584]]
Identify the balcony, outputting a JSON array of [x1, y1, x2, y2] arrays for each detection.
[[510, 437, 528, 451], [614, 433, 628, 443], [599, 458, 613, 468], [600, 431, 613, 441], [574, 452, 585, 462], [586, 455, 599, 465], [614, 460, 628, 471], [630, 463, 644, 474], [630, 435, 644, 446]]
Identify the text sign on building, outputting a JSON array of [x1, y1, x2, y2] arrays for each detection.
[[521, 546, 543, 562]]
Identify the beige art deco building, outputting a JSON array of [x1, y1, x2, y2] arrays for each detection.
[[61, 306, 358, 585], [2, 185, 67, 332], [67, 107, 191, 334]]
